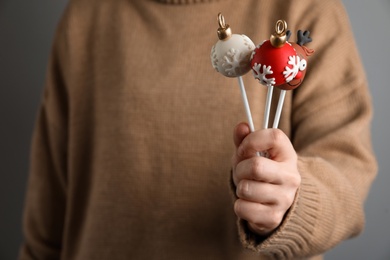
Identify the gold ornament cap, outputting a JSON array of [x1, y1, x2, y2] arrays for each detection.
[[270, 20, 288, 48], [217, 13, 232, 41]]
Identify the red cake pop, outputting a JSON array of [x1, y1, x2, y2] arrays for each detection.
[[272, 30, 314, 128], [251, 20, 298, 87], [250, 20, 314, 128]]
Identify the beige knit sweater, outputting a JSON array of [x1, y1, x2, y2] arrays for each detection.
[[20, 0, 377, 259]]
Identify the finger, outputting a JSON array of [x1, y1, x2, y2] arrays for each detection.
[[234, 156, 284, 185], [247, 222, 273, 237], [234, 199, 283, 232], [232, 122, 252, 172], [235, 179, 278, 204], [236, 179, 297, 211], [238, 128, 296, 162], [233, 122, 251, 148]]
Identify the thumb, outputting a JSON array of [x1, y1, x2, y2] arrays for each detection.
[[233, 122, 251, 148]]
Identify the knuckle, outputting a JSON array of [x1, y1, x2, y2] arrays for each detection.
[[234, 200, 242, 216], [267, 209, 283, 228], [280, 192, 294, 209], [233, 160, 244, 184], [291, 173, 301, 188], [285, 170, 301, 189], [270, 128, 285, 146], [236, 180, 250, 198], [251, 157, 264, 180]]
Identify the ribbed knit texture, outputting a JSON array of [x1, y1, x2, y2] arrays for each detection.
[[19, 0, 377, 259]]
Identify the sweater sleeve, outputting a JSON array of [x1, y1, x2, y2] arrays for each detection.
[[19, 9, 69, 260], [235, 1, 377, 258]]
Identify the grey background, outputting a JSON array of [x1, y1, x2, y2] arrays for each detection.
[[0, 0, 389, 259]]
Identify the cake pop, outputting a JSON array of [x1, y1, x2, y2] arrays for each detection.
[[210, 13, 257, 132], [250, 20, 314, 129], [279, 30, 315, 90]]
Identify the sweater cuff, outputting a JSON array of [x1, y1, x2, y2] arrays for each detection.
[[234, 157, 320, 258]]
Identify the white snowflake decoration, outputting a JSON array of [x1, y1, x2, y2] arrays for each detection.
[[221, 48, 249, 77], [283, 55, 307, 82], [252, 63, 276, 86], [242, 35, 255, 52], [211, 45, 219, 71]]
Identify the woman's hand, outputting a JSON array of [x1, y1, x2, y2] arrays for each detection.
[[232, 122, 301, 236]]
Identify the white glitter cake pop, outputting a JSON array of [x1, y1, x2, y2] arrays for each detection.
[[210, 14, 255, 77]]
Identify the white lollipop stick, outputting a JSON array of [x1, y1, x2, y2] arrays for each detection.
[[263, 84, 274, 129], [237, 76, 255, 133], [237, 76, 261, 157], [272, 89, 286, 128]]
